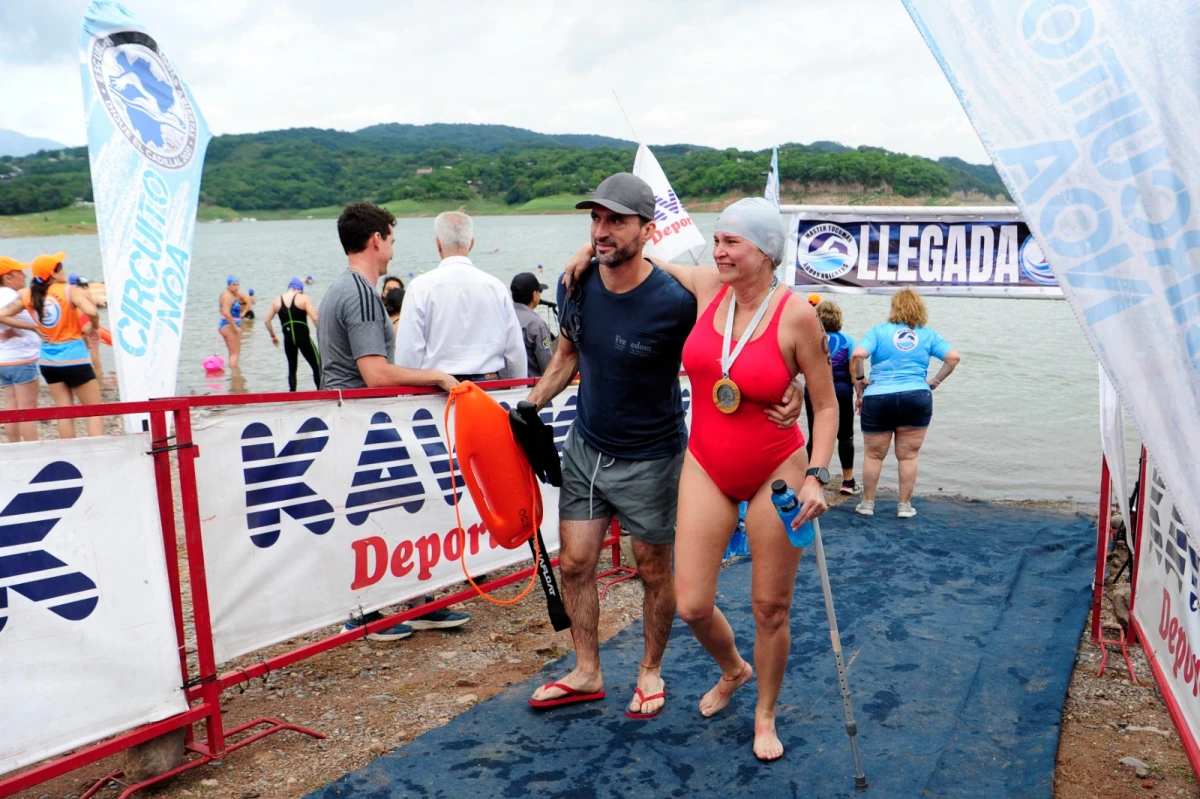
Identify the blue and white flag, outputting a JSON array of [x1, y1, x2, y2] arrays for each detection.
[[80, 0, 210, 430], [765, 146, 781, 209], [903, 0, 1200, 548]]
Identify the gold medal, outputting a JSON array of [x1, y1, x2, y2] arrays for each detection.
[[713, 377, 741, 413], [715, 277, 778, 414]]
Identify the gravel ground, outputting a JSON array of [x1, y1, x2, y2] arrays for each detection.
[[3, 392, 1196, 798]]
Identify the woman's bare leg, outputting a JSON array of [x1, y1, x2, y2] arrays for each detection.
[[744, 449, 808, 761], [861, 432, 893, 502], [13, 379, 39, 441], [221, 325, 241, 369], [72, 380, 105, 437], [894, 426, 929, 503], [2, 384, 16, 442], [674, 454, 754, 717], [47, 382, 75, 439]]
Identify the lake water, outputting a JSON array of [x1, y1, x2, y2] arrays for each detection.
[[3, 213, 1128, 503]]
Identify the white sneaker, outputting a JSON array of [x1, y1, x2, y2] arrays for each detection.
[[855, 500, 875, 516], [897, 502, 917, 518]]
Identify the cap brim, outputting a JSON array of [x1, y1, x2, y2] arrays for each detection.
[[575, 198, 640, 216], [537, 282, 548, 291]]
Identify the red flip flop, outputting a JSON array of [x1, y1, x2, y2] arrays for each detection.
[[625, 687, 666, 720], [528, 681, 606, 709]]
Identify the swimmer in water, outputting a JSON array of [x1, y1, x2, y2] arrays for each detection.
[[218, 276, 251, 369]]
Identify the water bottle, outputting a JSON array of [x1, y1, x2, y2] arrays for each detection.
[[771, 480, 814, 548], [724, 502, 750, 559]]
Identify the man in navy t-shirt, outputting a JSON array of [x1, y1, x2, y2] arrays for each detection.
[[524, 173, 798, 719]]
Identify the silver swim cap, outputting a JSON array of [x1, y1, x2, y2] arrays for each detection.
[[713, 197, 786, 266]]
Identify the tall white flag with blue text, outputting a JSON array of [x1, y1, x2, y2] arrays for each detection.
[[903, 0, 1200, 548], [80, 0, 211, 430], [765, 146, 781, 209], [632, 144, 706, 263]]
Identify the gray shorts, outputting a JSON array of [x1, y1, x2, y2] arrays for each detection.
[[559, 428, 682, 546]]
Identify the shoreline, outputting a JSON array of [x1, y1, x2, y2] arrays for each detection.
[[0, 190, 1011, 240]]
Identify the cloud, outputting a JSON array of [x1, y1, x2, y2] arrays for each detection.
[[0, 0, 992, 162], [0, 0, 88, 65]]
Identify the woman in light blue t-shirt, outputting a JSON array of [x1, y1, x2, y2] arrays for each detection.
[[850, 288, 961, 519]]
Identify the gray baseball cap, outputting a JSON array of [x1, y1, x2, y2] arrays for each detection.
[[576, 172, 656, 220]]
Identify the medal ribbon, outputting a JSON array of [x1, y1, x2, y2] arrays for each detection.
[[721, 277, 779, 379]]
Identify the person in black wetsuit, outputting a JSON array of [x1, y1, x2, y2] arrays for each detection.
[[263, 277, 321, 391]]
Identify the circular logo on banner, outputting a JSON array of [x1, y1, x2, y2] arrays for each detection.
[[90, 30, 198, 170], [797, 223, 858, 282], [1019, 236, 1058, 286], [893, 328, 918, 352], [40, 297, 62, 328]]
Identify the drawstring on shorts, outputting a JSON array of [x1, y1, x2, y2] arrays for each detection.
[[588, 450, 616, 519]]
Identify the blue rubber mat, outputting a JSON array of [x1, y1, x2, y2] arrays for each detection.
[[308, 498, 1094, 798]]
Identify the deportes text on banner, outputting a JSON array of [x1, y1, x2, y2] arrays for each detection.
[[1133, 458, 1200, 753], [903, 0, 1200, 556], [0, 435, 185, 776], [632, 144, 706, 263], [784, 206, 1063, 299], [80, 1, 212, 432], [765, 146, 781, 209], [192, 382, 694, 663]]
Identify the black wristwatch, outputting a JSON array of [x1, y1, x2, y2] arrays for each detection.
[[806, 466, 830, 485]]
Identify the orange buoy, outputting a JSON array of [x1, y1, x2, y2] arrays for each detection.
[[807, 292, 822, 306], [447, 382, 541, 548], [444, 381, 543, 607]]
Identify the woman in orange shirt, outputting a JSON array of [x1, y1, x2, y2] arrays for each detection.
[[0, 253, 104, 438]]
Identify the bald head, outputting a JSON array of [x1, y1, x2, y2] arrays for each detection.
[[434, 211, 475, 258]]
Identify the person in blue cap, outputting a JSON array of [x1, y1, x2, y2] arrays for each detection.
[[243, 287, 256, 320], [262, 277, 321, 391], [218, 275, 252, 369]]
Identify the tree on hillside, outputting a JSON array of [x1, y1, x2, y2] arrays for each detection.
[[0, 124, 1009, 216]]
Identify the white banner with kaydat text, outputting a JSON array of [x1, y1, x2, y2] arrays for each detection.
[[1134, 456, 1200, 748], [0, 435, 185, 776], [904, 0, 1200, 556], [194, 383, 699, 664]]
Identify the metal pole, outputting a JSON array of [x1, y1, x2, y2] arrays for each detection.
[[811, 517, 868, 790]]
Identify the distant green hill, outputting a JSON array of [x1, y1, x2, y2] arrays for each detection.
[[0, 122, 1009, 217]]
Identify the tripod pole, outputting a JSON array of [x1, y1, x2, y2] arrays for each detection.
[[811, 517, 868, 790]]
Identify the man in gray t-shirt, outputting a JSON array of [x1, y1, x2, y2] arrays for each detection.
[[317, 203, 457, 393], [319, 203, 468, 643], [318, 269, 395, 389]]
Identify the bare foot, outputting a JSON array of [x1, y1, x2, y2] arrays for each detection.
[[699, 659, 753, 717], [628, 663, 666, 716], [530, 668, 603, 703], [753, 715, 784, 761]]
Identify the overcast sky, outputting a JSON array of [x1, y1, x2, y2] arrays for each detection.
[[0, 0, 991, 163]]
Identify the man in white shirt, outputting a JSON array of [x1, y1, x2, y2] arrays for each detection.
[[394, 212, 527, 381]]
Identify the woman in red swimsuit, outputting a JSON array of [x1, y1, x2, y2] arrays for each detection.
[[665, 199, 838, 761]]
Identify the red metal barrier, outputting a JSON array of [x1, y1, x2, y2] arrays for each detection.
[[0, 381, 630, 798], [0, 401, 222, 799], [1091, 454, 1136, 682]]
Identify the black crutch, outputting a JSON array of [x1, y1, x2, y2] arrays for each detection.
[[811, 517, 868, 790]]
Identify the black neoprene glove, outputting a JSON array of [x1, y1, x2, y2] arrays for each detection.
[[509, 401, 563, 487]]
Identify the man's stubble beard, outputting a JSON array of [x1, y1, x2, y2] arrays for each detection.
[[595, 237, 643, 268]]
